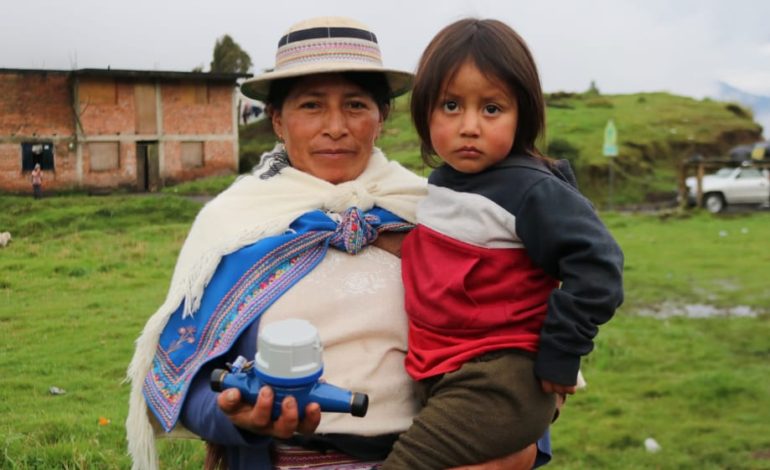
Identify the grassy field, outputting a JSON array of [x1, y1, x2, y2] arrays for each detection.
[[1, 194, 769, 469]]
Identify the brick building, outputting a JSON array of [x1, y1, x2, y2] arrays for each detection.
[[0, 68, 250, 193]]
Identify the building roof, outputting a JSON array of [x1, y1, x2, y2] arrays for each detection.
[[0, 68, 69, 76], [0, 67, 252, 82]]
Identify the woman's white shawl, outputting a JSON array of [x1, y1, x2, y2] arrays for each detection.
[[126, 146, 426, 469]]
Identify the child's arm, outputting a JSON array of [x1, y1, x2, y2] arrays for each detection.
[[515, 177, 624, 387]]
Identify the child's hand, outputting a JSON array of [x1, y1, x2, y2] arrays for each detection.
[[540, 379, 576, 395]]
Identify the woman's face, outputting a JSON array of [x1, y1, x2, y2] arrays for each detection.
[[271, 74, 384, 184]]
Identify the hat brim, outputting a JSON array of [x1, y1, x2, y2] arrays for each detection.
[[241, 62, 413, 101]]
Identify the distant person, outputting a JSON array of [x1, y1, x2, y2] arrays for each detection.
[[382, 18, 625, 469], [241, 102, 252, 125], [31, 163, 43, 199], [241, 102, 264, 125], [252, 104, 263, 120]]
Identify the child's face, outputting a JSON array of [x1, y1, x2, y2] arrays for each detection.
[[429, 60, 518, 174]]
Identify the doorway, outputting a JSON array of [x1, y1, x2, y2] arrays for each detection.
[[136, 141, 160, 192]]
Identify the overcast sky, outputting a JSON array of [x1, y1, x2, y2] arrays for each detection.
[[3, 0, 770, 99]]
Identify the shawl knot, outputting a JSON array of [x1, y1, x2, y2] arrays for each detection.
[[328, 207, 380, 254], [323, 181, 376, 213]]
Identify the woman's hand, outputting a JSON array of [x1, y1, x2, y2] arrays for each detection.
[[448, 443, 537, 470], [217, 386, 322, 439]]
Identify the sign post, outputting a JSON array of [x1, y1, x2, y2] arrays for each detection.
[[603, 119, 619, 210]]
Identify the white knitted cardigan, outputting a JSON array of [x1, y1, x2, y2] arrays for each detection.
[[126, 146, 426, 470]]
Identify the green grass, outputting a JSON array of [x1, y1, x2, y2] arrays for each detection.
[[555, 210, 770, 469], [162, 174, 237, 196], [605, 210, 770, 309], [1, 195, 769, 468], [554, 314, 770, 469], [0, 195, 202, 469]]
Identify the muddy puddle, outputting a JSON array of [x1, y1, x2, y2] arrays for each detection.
[[636, 302, 761, 319]]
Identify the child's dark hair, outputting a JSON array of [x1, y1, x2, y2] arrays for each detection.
[[411, 18, 547, 167]]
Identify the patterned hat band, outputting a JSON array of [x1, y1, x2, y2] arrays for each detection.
[[278, 27, 378, 47], [275, 37, 384, 71], [240, 17, 414, 101]]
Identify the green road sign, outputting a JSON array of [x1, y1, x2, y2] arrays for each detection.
[[603, 119, 618, 157]]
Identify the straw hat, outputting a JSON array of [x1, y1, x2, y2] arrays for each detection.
[[241, 17, 413, 101]]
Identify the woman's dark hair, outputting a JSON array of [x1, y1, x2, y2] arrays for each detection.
[[411, 18, 547, 167], [265, 71, 392, 120]]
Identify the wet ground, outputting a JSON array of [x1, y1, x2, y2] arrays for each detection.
[[636, 302, 761, 319]]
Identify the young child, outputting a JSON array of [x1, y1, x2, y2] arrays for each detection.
[[31, 163, 43, 199], [385, 18, 624, 469]]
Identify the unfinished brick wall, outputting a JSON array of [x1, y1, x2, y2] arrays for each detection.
[[163, 82, 235, 135], [161, 81, 237, 182], [0, 71, 75, 192], [75, 78, 150, 191], [0, 69, 240, 193], [162, 140, 236, 185], [0, 141, 77, 193], [77, 79, 137, 136], [83, 142, 137, 190], [0, 72, 73, 137]]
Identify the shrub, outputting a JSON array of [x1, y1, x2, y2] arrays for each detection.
[[239, 151, 263, 173], [725, 103, 750, 119], [547, 137, 581, 168], [586, 98, 615, 108]]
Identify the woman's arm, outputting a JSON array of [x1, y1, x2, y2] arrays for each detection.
[[180, 363, 267, 446]]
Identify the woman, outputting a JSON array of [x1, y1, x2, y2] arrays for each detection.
[[127, 17, 550, 470]]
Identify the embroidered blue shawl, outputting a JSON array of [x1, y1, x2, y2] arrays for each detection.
[[143, 207, 412, 432]]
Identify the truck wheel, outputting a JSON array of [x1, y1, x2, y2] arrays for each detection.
[[704, 193, 726, 213]]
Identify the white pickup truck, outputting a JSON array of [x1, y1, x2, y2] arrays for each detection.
[[685, 166, 770, 213]]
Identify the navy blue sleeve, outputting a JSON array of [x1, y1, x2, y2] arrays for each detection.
[[180, 363, 271, 447], [179, 320, 270, 448], [515, 178, 624, 385]]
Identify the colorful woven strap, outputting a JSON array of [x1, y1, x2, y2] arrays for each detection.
[[328, 208, 380, 254], [271, 442, 383, 470]]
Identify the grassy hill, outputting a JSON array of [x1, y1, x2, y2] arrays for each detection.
[[240, 92, 763, 206], [544, 92, 762, 204]]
